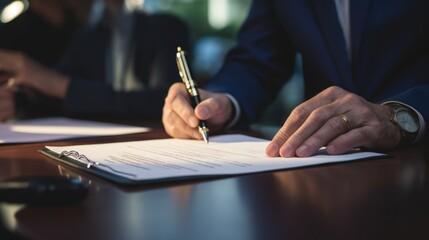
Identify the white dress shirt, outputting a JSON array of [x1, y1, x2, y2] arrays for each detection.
[[108, 5, 143, 92]]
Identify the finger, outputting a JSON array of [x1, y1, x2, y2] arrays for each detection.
[[194, 89, 214, 120], [269, 103, 346, 157], [0, 52, 25, 87], [268, 88, 361, 157], [0, 50, 21, 72], [266, 104, 311, 157], [163, 105, 201, 140], [171, 93, 200, 127], [267, 87, 347, 157], [326, 127, 367, 155], [195, 93, 231, 123], [165, 83, 200, 128], [195, 99, 214, 120], [295, 113, 354, 157], [283, 104, 346, 156]]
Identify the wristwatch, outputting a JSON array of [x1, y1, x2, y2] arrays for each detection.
[[383, 102, 420, 146]]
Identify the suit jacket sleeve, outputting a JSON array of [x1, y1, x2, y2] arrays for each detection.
[[205, 0, 297, 125], [206, 0, 429, 139]]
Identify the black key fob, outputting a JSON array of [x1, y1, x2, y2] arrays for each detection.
[[0, 176, 88, 205]]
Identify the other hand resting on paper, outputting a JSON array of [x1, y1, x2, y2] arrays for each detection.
[[163, 85, 401, 158]]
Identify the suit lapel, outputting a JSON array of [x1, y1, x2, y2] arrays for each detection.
[[350, 0, 372, 65], [309, 0, 354, 90], [349, 0, 373, 96]]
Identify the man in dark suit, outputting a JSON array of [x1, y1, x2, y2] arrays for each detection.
[[162, 0, 429, 157], [0, 0, 189, 120]]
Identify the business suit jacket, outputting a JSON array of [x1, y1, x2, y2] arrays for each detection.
[[21, 12, 189, 120], [207, 0, 429, 133]]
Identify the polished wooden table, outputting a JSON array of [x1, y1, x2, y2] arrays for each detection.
[[1, 128, 429, 240]]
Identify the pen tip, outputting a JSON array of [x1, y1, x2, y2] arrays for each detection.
[[202, 132, 209, 144]]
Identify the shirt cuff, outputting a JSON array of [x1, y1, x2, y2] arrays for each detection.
[[224, 93, 241, 129], [382, 100, 426, 144]]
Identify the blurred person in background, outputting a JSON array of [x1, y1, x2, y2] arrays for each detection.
[[0, 0, 92, 66], [0, 0, 189, 121]]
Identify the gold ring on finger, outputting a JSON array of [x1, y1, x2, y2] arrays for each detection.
[[340, 114, 351, 131]]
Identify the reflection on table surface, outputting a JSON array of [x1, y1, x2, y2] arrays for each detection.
[[0, 129, 428, 240]]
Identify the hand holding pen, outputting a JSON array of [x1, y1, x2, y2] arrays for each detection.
[[176, 47, 210, 143], [162, 49, 235, 141]]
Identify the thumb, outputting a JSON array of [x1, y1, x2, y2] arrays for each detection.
[[195, 92, 232, 131]]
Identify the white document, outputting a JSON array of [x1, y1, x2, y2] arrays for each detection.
[[45, 134, 386, 182], [0, 117, 150, 144]]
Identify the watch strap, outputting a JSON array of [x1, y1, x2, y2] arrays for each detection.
[[383, 102, 420, 146]]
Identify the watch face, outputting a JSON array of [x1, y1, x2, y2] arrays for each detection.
[[396, 109, 419, 133]]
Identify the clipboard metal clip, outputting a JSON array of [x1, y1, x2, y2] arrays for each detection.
[[59, 150, 137, 178], [60, 150, 94, 168]]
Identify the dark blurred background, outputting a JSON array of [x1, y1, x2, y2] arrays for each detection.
[[143, 0, 251, 82], [0, 0, 304, 137]]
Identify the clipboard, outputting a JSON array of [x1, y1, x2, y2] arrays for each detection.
[[39, 134, 388, 185], [39, 148, 208, 185]]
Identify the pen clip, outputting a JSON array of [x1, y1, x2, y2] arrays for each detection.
[[176, 47, 199, 96]]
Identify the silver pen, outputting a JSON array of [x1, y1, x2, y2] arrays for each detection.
[[176, 47, 209, 143]]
